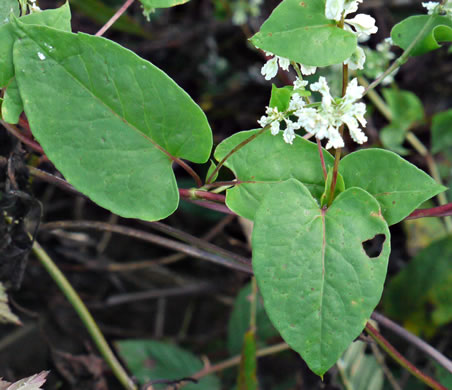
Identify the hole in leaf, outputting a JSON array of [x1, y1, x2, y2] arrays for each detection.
[[362, 234, 386, 258]]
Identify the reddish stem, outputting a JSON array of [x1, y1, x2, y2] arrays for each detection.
[[316, 138, 327, 180], [365, 323, 447, 390], [406, 202, 452, 220], [95, 0, 135, 37]]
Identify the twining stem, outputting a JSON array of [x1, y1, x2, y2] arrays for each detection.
[[206, 125, 268, 184], [327, 63, 348, 207], [95, 0, 135, 37], [172, 157, 203, 187], [32, 241, 136, 390], [317, 138, 328, 180], [365, 323, 447, 390], [364, 14, 436, 95]]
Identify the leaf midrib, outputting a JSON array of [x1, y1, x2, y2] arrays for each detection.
[[19, 26, 172, 161]]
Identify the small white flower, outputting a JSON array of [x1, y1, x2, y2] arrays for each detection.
[[260, 52, 291, 80], [288, 92, 306, 111], [422, 1, 440, 14], [345, 14, 378, 42], [343, 77, 365, 102], [422, 1, 452, 16], [344, 45, 366, 70], [310, 77, 333, 107], [325, 0, 362, 22], [299, 64, 317, 75], [293, 77, 308, 90], [261, 57, 279, 80], [283, 119, 300, 144]]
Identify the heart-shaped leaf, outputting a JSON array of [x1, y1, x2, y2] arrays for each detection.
[[11, 21, 212, 221], [214, 130, 334, 220], [250, 0, 356, 66], [252, 179, 390, 375], [391, 15, 452, 56], [339, 149, 446, 225]]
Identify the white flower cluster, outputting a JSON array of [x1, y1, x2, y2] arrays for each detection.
[[326, 0, 378, 70], [422, 1, 452, 17], [258, 77, 368, 149], [261, 52, 316, 81]]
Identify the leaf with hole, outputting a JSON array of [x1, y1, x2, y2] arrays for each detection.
[[391, 14, 452, 56], [252, 179, 390, 375], [11, 20, 212, 221], [116, 340, 220, 390], [214, 130, 334, 220], [339, 149, 446, 226], [250, 0, 357, 66]]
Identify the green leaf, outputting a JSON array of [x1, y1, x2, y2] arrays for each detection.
[[115, 340, 220, 390], [0, 2, 72, 87], [391, 15, 452, 56], [269, 85, 293, 112], [338, 341, 384, 390], [431, 109, 452, 154], [1, 78, 22, 124], [379, 89, 424, 154], [227, 282, 279, 356], [11, 22, 212, 221], [383, 236, 452, 337], [382, 88, 424, 124], [380, 123, 409, 156], [237, 330, 258, 390], [139, 0, 189, 20], [214, 130, 333, 220], [339, 149, 446, 226], [0, 0, 20, 26], [140, 0, 190, 9], [252, 179, 390, 375], [0, 282, 21, 325], [250, 0, 356, 67]]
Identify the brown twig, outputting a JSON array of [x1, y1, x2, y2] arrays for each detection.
[[1, 119, 46, 156], [371, 312, 452, 373], [144, 221, 250, 266], [40, 220, 252, 274]]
